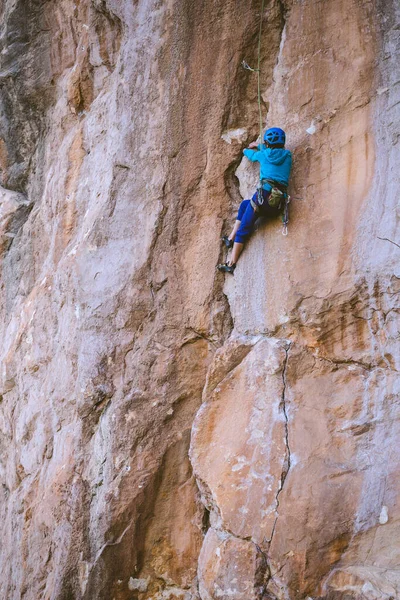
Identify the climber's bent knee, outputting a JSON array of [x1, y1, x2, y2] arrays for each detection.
[[235, 199, 257, 244], [237, 199, 251, 221]]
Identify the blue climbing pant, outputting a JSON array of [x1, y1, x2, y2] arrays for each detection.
[[235, 190, 281, 244]]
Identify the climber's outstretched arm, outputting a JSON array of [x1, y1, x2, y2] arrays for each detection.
[[243, 147, 262, 163]]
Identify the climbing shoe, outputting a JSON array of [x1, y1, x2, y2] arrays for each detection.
[[217, 262, 236, 275], [221, 235, 233, 249]]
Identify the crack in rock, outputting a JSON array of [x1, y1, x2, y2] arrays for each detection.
[[268, 342, 292, 546], [263, 342, 292, 598], [192, 337, 292, 600]]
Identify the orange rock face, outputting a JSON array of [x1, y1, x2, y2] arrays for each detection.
[[191, 337, 290, 544], [0, 0, 399, 599]]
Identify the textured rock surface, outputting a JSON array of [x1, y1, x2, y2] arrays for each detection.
[[191, 336, 290, 544], [192, 1, 400, 599], [198, 528, 262, 600], [0, 0, 399, 599]]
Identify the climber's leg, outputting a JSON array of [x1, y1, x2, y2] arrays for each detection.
[[217, 198, 257, 274], [221, 205, 256, 269], [229, 241, 244, 265], [222, 220, 241, 248], [228, 220, 241, 241], [226, 196, 258, 266], [237, 199, 251, 220], [222, 200, 251, 248], [233, 198, 257, 244], [230, 200, 250, 239]]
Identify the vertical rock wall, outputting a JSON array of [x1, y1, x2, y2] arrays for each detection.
[[0, 1, 399, 599], [191, 1, 400, 599]]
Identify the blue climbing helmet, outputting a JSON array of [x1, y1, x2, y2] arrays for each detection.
[[264, 127, 286, 146]]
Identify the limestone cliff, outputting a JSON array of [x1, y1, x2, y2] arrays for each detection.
[[0, 1, 399, 599]]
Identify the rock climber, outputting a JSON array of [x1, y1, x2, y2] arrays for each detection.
[[217, 127, 292, 274]]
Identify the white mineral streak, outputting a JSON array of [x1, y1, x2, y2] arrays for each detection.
[[221, 128, 248, 145]]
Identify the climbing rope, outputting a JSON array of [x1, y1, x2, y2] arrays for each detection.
[[256, 0, 266, 147], [243, 0, 291, 236], [242, 0, 266, 146]]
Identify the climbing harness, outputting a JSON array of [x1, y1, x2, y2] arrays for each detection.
[[263, 179, 287, 209], [252, 178, 288, 213], [242, 0, 291, 236], [251, 180, 290, 235]]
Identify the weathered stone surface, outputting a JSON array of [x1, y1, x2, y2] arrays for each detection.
[[0, 1, 281, 598], [0, 186, 32, 252], [190, 337, 289, 544], [191, 0, 400, 598], [198, 528, 262, 600], [323, 566, 400, 600], [228, 0, 380, 334], [0, 0, 400, 599]]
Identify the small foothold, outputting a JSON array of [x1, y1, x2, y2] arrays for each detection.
[[379, 505, 388, 524], [128, 578, 149, 592], [306, 123, 316, 135]]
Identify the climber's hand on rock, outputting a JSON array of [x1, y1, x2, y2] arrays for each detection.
[[248, 141, 258, 149]]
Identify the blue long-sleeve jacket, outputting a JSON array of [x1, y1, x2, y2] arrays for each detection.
[[243, 145, 292, 190]]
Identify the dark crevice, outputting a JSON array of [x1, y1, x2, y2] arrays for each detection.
[[202, 507, 210, 534], [315, 353, 398, 373], [263, 342, 292, 595], [2, 197, 33, 252], [377, 235, 400, 249], [269, 344, 292, 545]]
